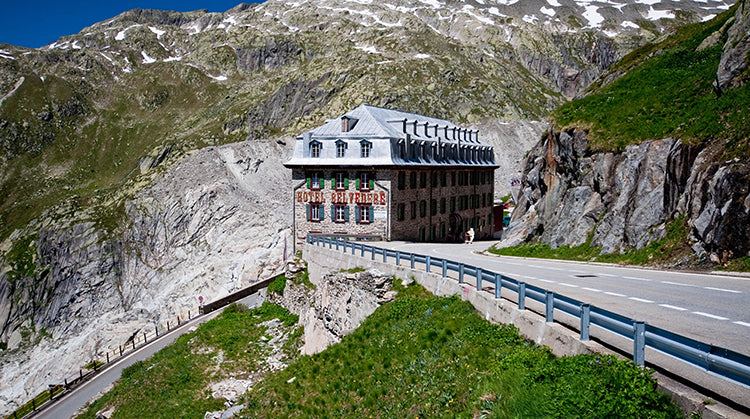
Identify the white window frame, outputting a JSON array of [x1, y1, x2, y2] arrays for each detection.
[[359, 172, 370, 191], [310, 204, 321, 221], [361, 141, 371, 158], [335, 205, 346, 222], [335, 172, 346, 189], [336, 141, 346, 158], [310, 141, 321, 158], [359, 205, 370, 223], [311, 172, 322, 189]]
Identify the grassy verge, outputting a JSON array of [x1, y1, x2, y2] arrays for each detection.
[[241, 283, 679, 418], [490, 216, 694, 267], [78, 302, 301, 419], [554, 5, 749, 158]]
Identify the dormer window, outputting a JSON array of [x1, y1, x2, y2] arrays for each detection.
[[336, 140, 347, 158], [360, 140, 371, 158], [310, 141, 321, 158], [342, 116, 358, 132]]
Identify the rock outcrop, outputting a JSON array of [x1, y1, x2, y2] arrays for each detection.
[[715, 0, 750, 93], [271, 268, 397, 355], [502, 128, 750, 264], [0, 138, 292, 414]]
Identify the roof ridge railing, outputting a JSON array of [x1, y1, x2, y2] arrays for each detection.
[[307, 234, 750, 390]]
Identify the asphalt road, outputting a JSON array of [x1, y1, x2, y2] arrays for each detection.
[[34, 292, 265, 419], [373, 240, 750, 357]]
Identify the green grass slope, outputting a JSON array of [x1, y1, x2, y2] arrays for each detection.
[[79, 281, 680, 418], [554, 5, 749, 157]]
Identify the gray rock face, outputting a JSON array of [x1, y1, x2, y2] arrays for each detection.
[[503, 129, 750, 264], [272, 268, 394, 355], [0, 138, 293, 414], [715, 0, 750, 93]]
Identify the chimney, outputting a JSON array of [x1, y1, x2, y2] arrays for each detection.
[[302, 132, 311, 157], [342, 117, 349, 133]]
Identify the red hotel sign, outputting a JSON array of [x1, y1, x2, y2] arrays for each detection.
[[297, 191, 386, 205]]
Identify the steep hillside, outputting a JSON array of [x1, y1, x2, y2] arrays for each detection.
[[502, 2, 750, 268], [0, 0, 736, 412]]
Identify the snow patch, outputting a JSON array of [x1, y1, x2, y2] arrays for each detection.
[[355, 44, 381, 54], [646, 6, 675, 20], [148, 26, 166, 38], [164, 56, 183, 62], [621, 20, 639, 28], [540, 6, 556, 16], [417, 0, 443, 7], [701, 13, 716, 21], [522, 14, 539, 24], [99, 52, 115, 63], [582, 5, 604, 27], [115, 24, 141, 41], [634, 0, 661, 4], [141, 51, 157, 64], [414, 53, 431, 59], [547, 0, 561, 6], [208, 74, 228, 81]]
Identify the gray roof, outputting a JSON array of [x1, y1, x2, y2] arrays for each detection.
[[284, 105, 498, 168]]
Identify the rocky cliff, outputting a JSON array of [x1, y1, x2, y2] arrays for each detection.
[[502, 2, 750, 265], [502, 129, 749, 264], [0, 138, 292, 412]]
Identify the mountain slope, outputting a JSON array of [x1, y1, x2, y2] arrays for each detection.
[[0, 0, 738, 413], [502, 2, 749, 267]]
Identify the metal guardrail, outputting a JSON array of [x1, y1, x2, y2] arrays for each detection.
[[308, 235, 750, 389]]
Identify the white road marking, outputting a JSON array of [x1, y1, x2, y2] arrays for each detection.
[[661, 281, 698, 287], [599, 273, 616, 277], [623, 276, 651, 282], [559, 282, 579, 288], [693, 312, 729, 321], [538, 279, 556, 284], [660, 304, 687, 311], [628, 297, 654, 303], [604, 291, 626, 297], [582, 287, 602, 293], [703, 286, 742, 294], [734, 321, 750, 328]]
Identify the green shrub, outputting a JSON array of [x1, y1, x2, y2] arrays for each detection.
[[267, 274, 287, 295]]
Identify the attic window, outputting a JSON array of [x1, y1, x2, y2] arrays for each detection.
[[310, 141, 321, 158], [360, 140, 371, 158], [342, 116, 358, 133], [336, 140, 347, 158]]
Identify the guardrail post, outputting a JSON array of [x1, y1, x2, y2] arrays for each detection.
[[31, 397, 36, 411], [144, 332, 147, 344], [361, 245, 365, 257], [132, 340, 136, 350], [352, 243, 356, 255], [383, 249, 387, 263], [410, 253, 415, 269], [458, 264, 464, 283], [119, 345, 123, 356], [634, 321, 646, 366], [495, 274, 502, 299], [371, 247, 376, 260], [545, 292, 554, 322], [64, 378, 68, 389], [79, 369, 83, 380], [106, 352, 110, 363], [442, 260, 447, 278], [396, 251, 401, 266], [425, 256, 431, 272], [518, 282, 526, 310], [581, 304, 590, 341], [476, 268, 482, 291]]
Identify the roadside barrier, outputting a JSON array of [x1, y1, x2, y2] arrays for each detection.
[[308, 235, 750, 390], [7, 274, 279, 419]]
